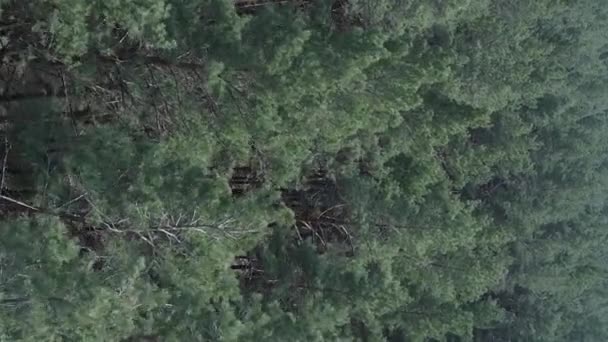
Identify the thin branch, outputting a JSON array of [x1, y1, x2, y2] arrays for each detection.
[[235, 0, 295, 9], [294, 225, 304, 243], [157, 228, 181, 243], [301, 221, 327, 248], [333, 223, 355, 252], [0, 136, 9, 191], [0, 194, 39, 211], [60, 71, 74, 116], [317, 204, 345, 219], [56, 193, 87, 210]]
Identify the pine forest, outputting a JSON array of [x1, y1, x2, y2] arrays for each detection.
[[0, 0, 608, 341]]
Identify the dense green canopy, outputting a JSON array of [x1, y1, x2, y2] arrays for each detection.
[[1, 0, 608, 340]]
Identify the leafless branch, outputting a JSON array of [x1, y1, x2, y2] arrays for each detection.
[[56, 193, 87, 210], [0, 194, 39, 211], [301, 221, 327, 248], [316, 204, 345, 219], [0, 136, 9, 191], [294, 225, 304, 243]]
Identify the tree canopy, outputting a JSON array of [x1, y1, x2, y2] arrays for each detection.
[[1, 0, 608, 340]]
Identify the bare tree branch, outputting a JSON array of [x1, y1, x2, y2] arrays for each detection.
[[0, 136, 8, 191], [0, 194, 39, 212]]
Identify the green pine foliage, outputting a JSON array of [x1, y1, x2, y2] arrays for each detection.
[[1, 0, 608, 340]]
